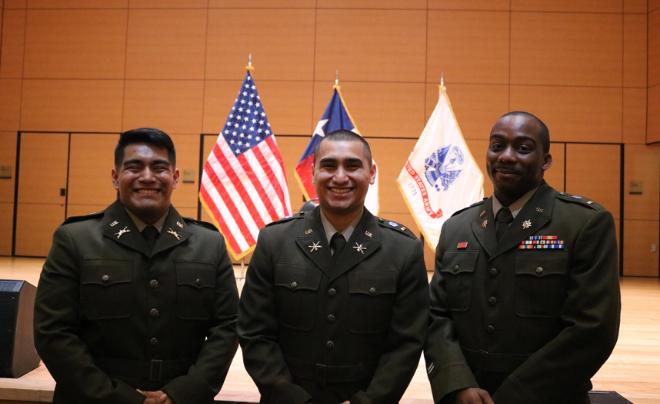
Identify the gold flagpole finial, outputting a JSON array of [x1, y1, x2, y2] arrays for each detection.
[[246, 53, 254, 71], [440, 72, 446, 91], [333, 70, 340, 90]]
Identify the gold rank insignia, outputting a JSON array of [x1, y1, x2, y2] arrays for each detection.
[[176, 221, 184, 228], [482, 220, 488, 228], [587, 201, 594, 205], [365, 231, 372, 238], [480, 211, 485, 217], [110, 221, 119, 227], [536, 207, 543, 213], [305, 229, 313, 235], [167, 228, 181, 240], [522, 220, 532, 229]]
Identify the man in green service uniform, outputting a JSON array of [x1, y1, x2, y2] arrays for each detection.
[[238, 130, 429, 404], [425, 112, 621, 404], [34, 128, 239, 404]]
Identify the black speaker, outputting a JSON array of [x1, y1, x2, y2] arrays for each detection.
[[0, 279, 40, 378], [590, 391, 633, 404]]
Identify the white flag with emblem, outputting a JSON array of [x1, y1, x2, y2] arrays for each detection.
[[397, 85, 484, 250]]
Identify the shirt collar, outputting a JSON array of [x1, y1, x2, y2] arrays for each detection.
[[320, 209, 364, 244], [492, 186, 539, 219], [125, 208, 168, 233]]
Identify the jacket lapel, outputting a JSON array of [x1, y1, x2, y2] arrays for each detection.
[[470, 198, 497, 258], [295, 208, 333, 277], [152, 206, 192, 256], [490, 181, 556, 260], [329, 209, 381, 282], [102, 200, 151, 257]]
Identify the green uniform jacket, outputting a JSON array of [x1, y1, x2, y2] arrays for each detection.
[[238, 207, 429, 404], [34, 200, 239, 404], [425, 181, 621, 404]]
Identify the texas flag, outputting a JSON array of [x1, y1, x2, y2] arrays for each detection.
[[294, 87, 379, 214]]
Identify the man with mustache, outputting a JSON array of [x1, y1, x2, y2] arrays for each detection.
[[34, 128, 239, 404], [238, 130, 429, 404], [425, 112, 620, 404]]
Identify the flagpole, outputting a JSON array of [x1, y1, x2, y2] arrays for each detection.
[[247, 53, 254, 71]]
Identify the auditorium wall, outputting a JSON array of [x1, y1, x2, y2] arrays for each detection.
[[0, 0, 658, 276]]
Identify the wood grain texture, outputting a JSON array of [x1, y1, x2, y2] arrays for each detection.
[[27, 0, 129, 8], [544, 142, 565, 193], [205, 9, 315, 81], [368, 138, 417, 215], [622, 220, 660, 276], [20, 80, 124, 133], [565, 143, 621, 218], [169, 133, 204, 209], [511, 0, 622, 13], [0, 132, 17, 204], [465, 139, 491, 196], [623, 88, 648, 144], [17, 133, 69, 205], [14, 203, 65, 257], [122, 80, 204, 134], [129, 0, 208, 7], [312, 81, 426, 139], [0, 204, 13, 256], [0, 9, 26, 79], [624, 14, 647, 88], [510, 85, 623, 144], [428, 0, 510, 11], [67, 134, 119, 208], [0, 79, 22, 131], [650, 0, 660, 13], [647, 85, 660, 144], [125, 9, 207, 80], [66, 204, 112, 219], [316, 0, 426, 9], [649, 10, 660, 87], [427, 10, 510, 85], [209, 0, 313, 7], [510, 12, 622, 87], [623, 0, 647, 13], [314, 9, 427, 83], [624, 144, 660, 220], [23, 9, 128, 79]]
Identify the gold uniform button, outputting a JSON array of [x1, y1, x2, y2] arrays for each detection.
[[326, 341, 335, 349], [536, 267, 544, 274], [369, 287, 377, 295], [328, 288, 337, 297], [290, 282, 298, 289], [453, 264, 459, 270], [327, 314, 336, 323], [150, 337, 159, 346], [150, 308, 160, 318], [489, 268, 498, 277], [149, 279, 159, 289], [102, 275, 109, 282]]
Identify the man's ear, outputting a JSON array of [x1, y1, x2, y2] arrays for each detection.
[[172, 168, 180, 189], [369, 161, 377, 185], [542, 153, 553, 171], [111, 167, 119, 190]]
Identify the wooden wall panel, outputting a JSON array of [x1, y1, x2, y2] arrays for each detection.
[[4, 0, 26, 8], [169, 134, 202, 209], [623, 220, 659, 276], [125, 9, 207, 80], [427, 84, 509, 141], [23, 10, 128, 79], [624, 14, 647, 87], [427, 11, 509, 85], [0, 79, 22, 131], [14, 203, 64, 257], [624, 88, 647, 144], [209, 0, 313, 8], [648, 10, 660, 87], [0, 132, 17, 204], [122, 80, 204, 134], [0, 203, 13, 256], [129, 0, 207, 7], [316, 0, 426, 9], [17, 133, 68, 204], [313, 82, 426, 139], [66, 204, 111, 218], [314, 10, 426, 83], [67, 134, 119, 208], [274, 135, 309, 212], [624, 144, 660, 220], [510, 12, 622, 87], [21, 80, 124, 132], [465, 139, 491, 196], [565, 143, 621, 218], [0, 10, 26, 79], [510, 86, 622, 144], [369, 138, 417, 215], [204, 80, 314, 136], [28, 0, 129, 8], [511, 0, 622, 13], [206, 9, 315, 82], [544, 142, 565, 193], [428, 0, 509, 10], [623, 0, 647, 13], [650, 0, 660, 13], [647, 85, 660, 144]]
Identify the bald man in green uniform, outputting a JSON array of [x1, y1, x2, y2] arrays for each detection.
[[425, 112, 620, 404]]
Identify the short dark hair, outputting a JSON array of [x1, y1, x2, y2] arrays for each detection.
[[314, 130, 372, 167], [115, 128, 176, 168], [500, 111, 550, 153]]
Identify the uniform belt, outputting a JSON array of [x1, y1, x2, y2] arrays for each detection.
[[93, 357, 193, 381], [284, 355, 377, 386], [462, 348, 529, 373]]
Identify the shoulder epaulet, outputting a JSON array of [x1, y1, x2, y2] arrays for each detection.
[[451, 199, 485, 217], [555, 192, 602, 210], [376, 218, 417, 239], [62, 210, 105, 225], [265, 212, 305, 227], [183, 217, 219, 232]]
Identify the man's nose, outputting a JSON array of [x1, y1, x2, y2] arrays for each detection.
[[333, 167, 349, 183], [140, 167, 157, 181], [498, 146, 516, 162]]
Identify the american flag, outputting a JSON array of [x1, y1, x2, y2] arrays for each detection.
[[200, 70, 292, 260]]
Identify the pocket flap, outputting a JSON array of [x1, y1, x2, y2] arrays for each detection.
[[440, 251, 478, 275], [82, 260, 132, 286], [348, 270, 396, 296], [515, 252, 568, 277], [175, 262, 216, 289], [275, 265, 322, 291]]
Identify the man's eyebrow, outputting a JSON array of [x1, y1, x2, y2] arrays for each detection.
[[345, 157, 364, 165], [122, 158, 144, 167], [489, 134, 537, 144], [319, 157, 338, 164]]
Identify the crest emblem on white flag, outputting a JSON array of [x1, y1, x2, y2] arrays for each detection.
[[397, 85, 484, 250]]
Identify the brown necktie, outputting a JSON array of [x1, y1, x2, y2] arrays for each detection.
[[495, 208, 513, 241], [330, 232, 346, 262]]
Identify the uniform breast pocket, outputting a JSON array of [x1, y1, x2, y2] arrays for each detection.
[[274, 265, 322, 331], [175, 262, 216, 320], [440, 251, 478, 312], [514, 252, 568, 318], [348, 270, 397, 334], [81, 260, 133, 320]]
